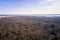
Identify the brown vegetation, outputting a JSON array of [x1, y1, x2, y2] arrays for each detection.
[[0, 16, 60, 40]]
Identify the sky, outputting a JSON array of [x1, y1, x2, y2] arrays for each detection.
[[0, 0, 60, 15]]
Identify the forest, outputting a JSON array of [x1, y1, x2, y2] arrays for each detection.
[[0, 16, 60, 40]]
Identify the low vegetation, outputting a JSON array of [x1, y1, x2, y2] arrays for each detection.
[[0, 16, 60, 40]]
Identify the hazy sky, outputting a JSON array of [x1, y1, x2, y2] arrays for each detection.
[[0, 0, 60, 14]]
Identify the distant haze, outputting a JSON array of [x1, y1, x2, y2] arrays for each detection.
[[0, 14, 60, 17]]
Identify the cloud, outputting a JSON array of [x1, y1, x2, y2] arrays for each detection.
[[0, 0, 60, 14], [45, 0, 56, 2]]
